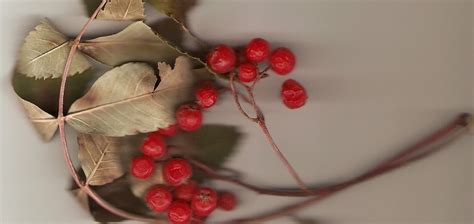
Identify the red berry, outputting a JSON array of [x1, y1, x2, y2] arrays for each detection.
[[176, 104, 202, 132], [158, 124, 179, 137], [281, 79, 307, 109], [245, 38, 270, 62], [141, 132, 167, 158], [195, 81, 218, 109], [206, 45, 236, 74], [163, 158, 193, 186], [270, 48, 296, 75], [175, 181, 198, 201], [218, 192, 237, 211], [130, 156, 155, 179], [191, 187, 218, 217], [168, 201, 192, 224], [237, 62, 258, 83], [145, 186, 173, 212]]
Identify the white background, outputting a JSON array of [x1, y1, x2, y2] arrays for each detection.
[[0, 0, 473, 223]]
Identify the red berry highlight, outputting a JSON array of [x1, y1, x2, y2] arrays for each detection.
[[175, 181, 197, 201], [218, 192, 237, 211], [163, 158, 193, 186], [191, 187, 218, 217], [281, 79, 307, 109], [245, 38, 270, 62], [130, 156, 155, 179], [141, 132, 167, 158], [195, 81, 218, 109], [206, 45, 236, 74], [145, 186, 173, 212], [270, 47, 296, 75], [176, 104, 202, 132], [158, 124, 179, 137], [168, 201, 192, 224], [237, 62, 258, 83]]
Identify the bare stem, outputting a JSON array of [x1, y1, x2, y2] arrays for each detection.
[[57, 1, 165, 222], [222, 113, 470, 223]]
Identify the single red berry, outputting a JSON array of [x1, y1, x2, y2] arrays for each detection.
[[168, 201, 192, 224], [145, 186, 173, 212], [175, 181, 198, 201], [141, 132, 167, 158], [130, 156, 155, 179], [158, 124, 179, 137], [191, 187, 218, 217], [281, 79, 307, 109], [245, 38, 270, 62], [206, 45, 236, 74], [195, 81, 219, 109], [218, 192, 237, 211], [237, 62, 258, 83], [176, 104, 202, 132], [270, 48, 296, 75], [163, 158, 193, 186]]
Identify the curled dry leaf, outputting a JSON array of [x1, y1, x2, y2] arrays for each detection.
[[97, 0, 145, 21], [79, 22, 183, 66], [17, 19, 91, 79], [66, 57, 196, 136], [17, 98, 58, 141], [78, 133, 125, 186]]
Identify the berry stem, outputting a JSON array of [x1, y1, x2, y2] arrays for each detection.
[[221, 113, 470, 223], [192, 114, 470, 199], [229, 73, 311, 193]]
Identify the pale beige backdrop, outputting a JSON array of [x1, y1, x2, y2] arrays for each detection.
[[0, 0, 473, 223]]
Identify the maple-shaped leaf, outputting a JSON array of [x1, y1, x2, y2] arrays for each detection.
[[79, 22, 183, 66], [17, 98, 58, 142], [97, 0, 145, 21], [66, 56, 196, 136], [16, 19, 91, 79], [147, 0, 197, 24], [77, 134, 125, 186]]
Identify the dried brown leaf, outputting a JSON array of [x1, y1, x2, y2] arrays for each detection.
[[66, 57, 196, 136], [77, 134, 125, 186], [147, 0, 196, 24], [78, 22, 183, 66], [18, 98, 58, 141], [17, 19, 91, 79], [97, 0, 145, 20]]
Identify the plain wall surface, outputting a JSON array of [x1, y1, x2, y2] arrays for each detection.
[[0, 0, 473, 223]]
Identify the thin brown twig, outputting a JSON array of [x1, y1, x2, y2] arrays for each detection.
[[222, 114, 470, 223], [57, 1, 165, 223], [192, 114, 470, 199]]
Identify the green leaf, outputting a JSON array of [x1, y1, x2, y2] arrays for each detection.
[[66, 57, 197, 136], [88, 177, 155, 222], [170, 125, 242, 168], [97, 0, 145, 21], [77, 134, 125, 186], [12, 70, 96, 116], [17, 97, 58, 142], [147, 0, 197, 24], [79, 22, 183, 66], [16, 19, 91, 79]]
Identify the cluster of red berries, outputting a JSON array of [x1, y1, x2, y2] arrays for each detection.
[[130, 81, 234, 223], [206, 38, 308, 109]]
